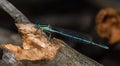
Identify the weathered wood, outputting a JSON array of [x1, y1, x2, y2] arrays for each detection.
[[0, 0, 103, 66], [0, 0, 30, 24]]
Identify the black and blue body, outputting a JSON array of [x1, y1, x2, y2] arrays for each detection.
[[35, 22, 109, 49]]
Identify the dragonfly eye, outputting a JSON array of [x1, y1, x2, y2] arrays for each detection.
[[35, 24, 40, 28], [35, 22, 41, 28]]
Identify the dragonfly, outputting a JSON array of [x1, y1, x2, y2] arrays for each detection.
[[35, 22, 109, 49]]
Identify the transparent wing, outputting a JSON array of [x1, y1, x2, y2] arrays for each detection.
[[50, 27, 109, 49]]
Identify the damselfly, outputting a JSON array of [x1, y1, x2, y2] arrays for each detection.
[[35, 22, 109, 49]]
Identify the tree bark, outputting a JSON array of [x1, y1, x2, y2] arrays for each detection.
[[0, 0, 103, 66]]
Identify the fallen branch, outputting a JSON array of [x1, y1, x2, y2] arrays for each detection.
[[0, 0, 103, 66]]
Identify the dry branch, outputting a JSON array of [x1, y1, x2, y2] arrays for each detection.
[[0, 0, 103, 66]]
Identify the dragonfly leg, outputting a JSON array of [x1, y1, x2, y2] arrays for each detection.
[[42, 31, 52, 44], [46, 31, 52, 41], [34, 27, 44, 41], [34, 26, 41, 35], [40, 28, 43, 37]]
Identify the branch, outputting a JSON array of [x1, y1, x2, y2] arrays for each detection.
[[0, 0, 30, 24]]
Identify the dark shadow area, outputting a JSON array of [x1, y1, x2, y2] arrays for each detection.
[[0, 48, 3, 60]]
